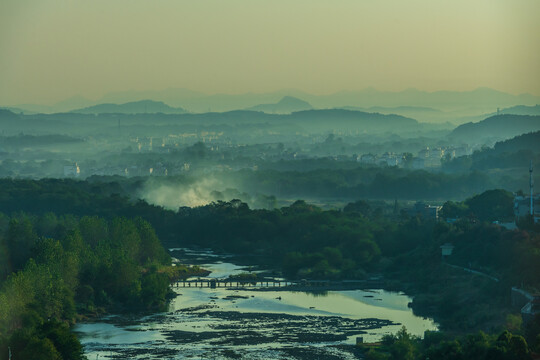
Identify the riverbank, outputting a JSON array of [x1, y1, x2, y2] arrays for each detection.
[[169, 247, 517, 335], [382, 265, 514, 334], [75, 249, 437, 359]]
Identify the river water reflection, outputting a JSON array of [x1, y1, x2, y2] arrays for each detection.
[[75, 249, 437, 359]]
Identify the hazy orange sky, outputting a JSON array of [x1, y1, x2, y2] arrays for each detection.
[[1, 0, 539, 105]]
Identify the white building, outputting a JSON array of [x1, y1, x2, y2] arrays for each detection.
[[425, 147, 444, 168], [63, 163, 80, 177], [379, 153, 399, 167]]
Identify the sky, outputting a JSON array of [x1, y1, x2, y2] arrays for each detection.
[[1, 0, 539, 105]]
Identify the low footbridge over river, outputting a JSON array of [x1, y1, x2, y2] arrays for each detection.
[[173, 278, 383, 291]]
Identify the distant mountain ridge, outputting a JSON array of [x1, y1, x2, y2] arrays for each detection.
[[246, 96, 313, 113], [449, 114, 540, 143], [97, 87, 540, 114], [0, 108, 421, 137], [341, 105, 442, 113], [283, 109, 419, 133], [71, 100, 186, 115], [498, 104, 540, 116], [6, 87, 540, 117]]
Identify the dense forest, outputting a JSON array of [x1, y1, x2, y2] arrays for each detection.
[[359, 326, 535, 360], [0, 178, 539, 358], [0, 179, 538, 290], [0, 213, 205, 359]]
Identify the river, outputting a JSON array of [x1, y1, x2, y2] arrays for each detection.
[[74, 248, 437, 359]]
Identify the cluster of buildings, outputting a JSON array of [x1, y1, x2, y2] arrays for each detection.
[[407, 202, 442, 220], [62, 161, 250, 178], [63, 162, 178, 178], [357, 153, 402, 167], [132, 133, 225, 153], [356, 146, 472, 169]]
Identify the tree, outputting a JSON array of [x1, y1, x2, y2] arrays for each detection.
[[6, 218, 37, 271], [425, 340, 463, 360], [140, 271, 169, 308], [109, 217, 141, 262], [344, 200, 371, 217], [78, 216, 108, 249], [486, 331, 530, 360], [388, 327, 418, 360], [136, 218, 170, 266], [465, 189, 514, 222], [440, 201, 469, 220], [460, 331, 490, 359], [41, 321, 84, 360]]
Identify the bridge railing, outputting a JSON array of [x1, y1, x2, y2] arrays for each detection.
[[171, 279, 370, 289]]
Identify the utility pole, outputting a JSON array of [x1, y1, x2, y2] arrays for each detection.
[[530, 160, 534, 216]]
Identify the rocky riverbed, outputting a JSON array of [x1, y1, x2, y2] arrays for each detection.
[[75, 248, 437, 359]]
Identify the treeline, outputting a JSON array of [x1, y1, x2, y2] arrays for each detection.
[[173, 196, 539, 287], [0, 213, 195, 360], [176, 199, 387, 279], [0, 179, 537, 288], [0, 161, 531, 205], [235, 167, 495, 200], [360, 326, 538, 360], [85, 155, 495, 202], [0, 178, 178, 242]]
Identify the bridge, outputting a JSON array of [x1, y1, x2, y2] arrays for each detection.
[[172, 278, 382, 290]]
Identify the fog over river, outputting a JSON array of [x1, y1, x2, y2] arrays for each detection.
[[75, 249, 437, 359]]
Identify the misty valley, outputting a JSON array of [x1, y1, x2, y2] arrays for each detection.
[[3, 0, 540, 357], [1, 100, 540, 206], [0, 93, 539, 360]]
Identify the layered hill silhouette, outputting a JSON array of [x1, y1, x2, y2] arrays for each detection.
[[71, 100, 186, 115], [0, 108, 420, 137], [246, 96, 313, 113], [449, 114, 540, 142], [0, 109, 19, 120], [490, 130, 540, 154], [497, 104, 540, 116], [94, 87, 540, 114], [6, 88, 540, 116]]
